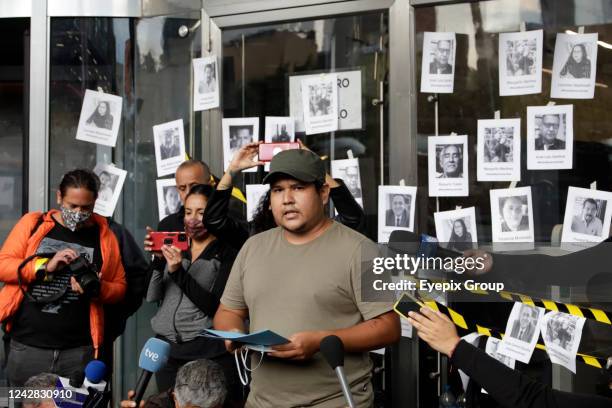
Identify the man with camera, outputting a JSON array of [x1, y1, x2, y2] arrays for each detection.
[[0, 169, 126, 387]]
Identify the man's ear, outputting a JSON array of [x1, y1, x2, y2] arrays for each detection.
[[56, 190, 62, 206], [320, 183, 331, 206]]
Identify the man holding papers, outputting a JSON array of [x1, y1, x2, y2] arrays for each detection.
[[214, 149, 400, 407]]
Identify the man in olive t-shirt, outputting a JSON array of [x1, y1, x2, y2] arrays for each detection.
[[214, 149, 400, 407]]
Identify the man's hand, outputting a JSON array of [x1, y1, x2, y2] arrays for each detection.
[[160, 245, 182, 273], [120, 390, 144, 408], [269, 331, 325, 360], [144, 226, 162, 258], [228, 142, 264, 173], [463, 249, 493, 276], [406, 307, 460, 357], [46, 248, 79, 273]]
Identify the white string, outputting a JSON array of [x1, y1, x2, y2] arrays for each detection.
[[234, 346, 265, 386]]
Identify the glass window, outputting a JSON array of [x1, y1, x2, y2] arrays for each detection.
[[221, 13, 389, 239], [415, 0, 612, 243], [0, 19, 28, 243]]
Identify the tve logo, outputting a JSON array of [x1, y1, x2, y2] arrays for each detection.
[[139, 338, 170, 372], [145, 348, 159, 362]]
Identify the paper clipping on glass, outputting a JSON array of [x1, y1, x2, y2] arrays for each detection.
[[499, 30, 543, 96], [331, 158, 363, 207], [264, 116, 296, 171], [477, 118, 521, 181], [428, 135, 469, 197], [153, 119, 186, 177], [300, 74, 339, 135], [561, 186, 612, 249], [193, 55, 220, 111], [490, 186, 535, 250], [76, 89, 123, 147], [93, 164, 127, 217], [377, 185, 417, 243], [497, 302, 545, 364], [289, 70, 362, 132], [421, 32, 456, 94], [156, 178, 180, 221], [222, 117, 259, 173], [433, 207, 478, 252], [551, 33, 598, 99], [481, 337, 516, 394], [246, 184, 270, 222], [527, 104, 573, 170], [541, 311, 586, 373], [0, 177, 15, 210]]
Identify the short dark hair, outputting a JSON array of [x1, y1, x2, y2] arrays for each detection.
[[177, 160, 212, 181], [185, 184, 214, 201], [59, 169, 100, 199], [583, 198, 598, 209]]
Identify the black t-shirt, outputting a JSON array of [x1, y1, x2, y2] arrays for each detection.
[[11, 218, 102, 349]]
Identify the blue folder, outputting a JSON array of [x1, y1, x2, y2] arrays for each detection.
[[201, 329, 289, 346]]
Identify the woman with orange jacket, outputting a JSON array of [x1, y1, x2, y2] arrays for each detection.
[[0, 169, 126, 386]]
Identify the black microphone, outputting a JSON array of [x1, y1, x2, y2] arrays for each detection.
[[134, 338, 171, 406], [320, 335, 356, 408]]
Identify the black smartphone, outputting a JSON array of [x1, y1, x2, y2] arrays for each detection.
[[393, 292, 426, 319]]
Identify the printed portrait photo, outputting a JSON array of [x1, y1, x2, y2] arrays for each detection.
[[198, 61, 217, 94], [569, 196, 607, 237], [498, 195, 530, 232], [435, 144, 464, 178], [428, 39, 454, 75], [534, 113, 566, 151], [509, 304, 540, 343], [385, 194, 412, 228], [85, 100, 114, 130], [158, 127, 182, 160], [483, 127, 514, 162]]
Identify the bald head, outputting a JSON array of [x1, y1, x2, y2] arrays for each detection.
[[176, 160, 212, 203]]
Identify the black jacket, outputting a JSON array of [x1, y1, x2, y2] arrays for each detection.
[[203, 179, 367, 250], [452, 340, 612, 408]]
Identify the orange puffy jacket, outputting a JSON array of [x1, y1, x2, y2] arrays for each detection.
[[0, 210, 127, 354]]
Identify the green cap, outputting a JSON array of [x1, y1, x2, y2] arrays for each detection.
[[262, 149, 326, 184]]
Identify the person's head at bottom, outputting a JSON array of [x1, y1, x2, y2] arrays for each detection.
[[122, 359, 227, 408], [23, 373, 58, 408], [262, 149, 329, 237]]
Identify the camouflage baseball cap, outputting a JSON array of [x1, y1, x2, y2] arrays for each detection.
[[262, 149, 325, 184]]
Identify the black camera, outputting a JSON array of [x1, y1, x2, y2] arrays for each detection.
[[68, 254, 101, 298]]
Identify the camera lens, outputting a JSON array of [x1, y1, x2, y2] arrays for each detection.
[[163, 238, 173, 245], [178, 234, 187, 242]]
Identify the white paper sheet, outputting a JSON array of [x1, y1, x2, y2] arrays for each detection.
[[76, 89, 123, 147]]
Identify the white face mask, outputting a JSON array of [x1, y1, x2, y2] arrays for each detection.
[[234, 346, 266, 386]]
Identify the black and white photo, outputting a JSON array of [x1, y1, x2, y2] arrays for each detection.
[[477, 118, 521, 181], [551, 33, 598, 99], [265, 117, 295, 143], [434, 207, 477, 252], [153, 119, 186, 177], [527, 105, 573, 170], [156, 178, 181, 221], [428, 135, 469, 197], [93, 163, 127, 217], [76, 89, 123, 147], [193, 56, 220, 110], [222, 117, 259, 173], [331, 158, 363, 207], [490, 187, 535, 248], [421, 32, 456, 94], [541, 311, 586, 373], [301, 74, 339, 134], [485, 337, 515, 370], [377, 185, 417, 242], [246, 184, 270, 222], [562, 186, 612, 245], [499, 30, 543, 96], [289, 70, 362, 132], [497, 302, 544, 364]]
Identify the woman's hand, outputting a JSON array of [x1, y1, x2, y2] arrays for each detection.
[[46, 248, 79, 273], [161, 245, 183, 273], [228, 142, 264, 173], [406, 307, 461, 357]]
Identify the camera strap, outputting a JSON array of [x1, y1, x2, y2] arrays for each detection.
[[17, 253, 70, 304]]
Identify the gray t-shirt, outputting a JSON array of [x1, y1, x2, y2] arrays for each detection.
[[221, 221, 393, 407]]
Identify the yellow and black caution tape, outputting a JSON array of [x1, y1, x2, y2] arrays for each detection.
[[393, 293, 607, 369]]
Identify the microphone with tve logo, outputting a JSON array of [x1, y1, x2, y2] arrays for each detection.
[[320, 335, 356, 408], [134, 338, 170, 406]]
